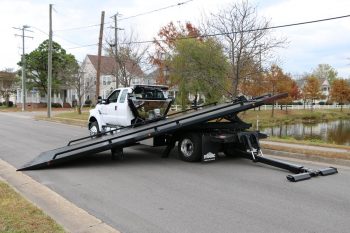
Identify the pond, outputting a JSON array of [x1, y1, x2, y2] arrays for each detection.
[[261, 120, 350, 146]]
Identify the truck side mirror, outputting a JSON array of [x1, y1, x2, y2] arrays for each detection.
[[97, 96, 102, 104]]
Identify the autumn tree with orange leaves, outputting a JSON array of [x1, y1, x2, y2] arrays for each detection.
[[239, 61, 266, 98], [264, 65, 295, 116], [330, 79, 350, 111], [302, 76, 322, 111], [151, 22, 202, 85]]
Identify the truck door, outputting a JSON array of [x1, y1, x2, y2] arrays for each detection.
[[103, 89, 120, 125], [115, 89, 132, 126]]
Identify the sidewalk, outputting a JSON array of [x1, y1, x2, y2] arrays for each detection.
[[261, 140, 350, 167]]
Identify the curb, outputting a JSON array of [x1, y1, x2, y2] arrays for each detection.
[[0, 159, 120, 233]]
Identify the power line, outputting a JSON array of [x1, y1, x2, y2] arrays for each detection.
[[55, 22, 103, 32], [120, 13, 350, 45], [31, 26, 48, 35], [32, 26, 91, 50], [66, 43, 98, 50], [54, 0, 193, 32], [119, 0, 193, 21]]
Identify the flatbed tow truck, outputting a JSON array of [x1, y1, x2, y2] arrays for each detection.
[[19, 85, 338, 182]]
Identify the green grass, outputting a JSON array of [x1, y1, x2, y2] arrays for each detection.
[[0, 181, 65, 233], [54, 111, 90, 120], [0, 106, 18, 112], [35, 110, 89, 127], [238, 108, 350, 128]]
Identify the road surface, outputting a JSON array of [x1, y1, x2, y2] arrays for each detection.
[[1, 111, 349, 233]]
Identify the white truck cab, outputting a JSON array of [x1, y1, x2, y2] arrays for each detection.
[[88, 85, 172, 135]]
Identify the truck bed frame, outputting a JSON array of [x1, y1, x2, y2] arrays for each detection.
[[18, 93, 338, 182]]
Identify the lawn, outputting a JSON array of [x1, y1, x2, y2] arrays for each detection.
[[238, 108, 350, 128], [0, 181, 65, 233], [35, 110, 89, 127]]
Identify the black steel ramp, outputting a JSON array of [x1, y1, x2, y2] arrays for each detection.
[[18, 93, 287, 171]]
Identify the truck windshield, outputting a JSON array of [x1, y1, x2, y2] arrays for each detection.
[[133, 87, 165, 99]]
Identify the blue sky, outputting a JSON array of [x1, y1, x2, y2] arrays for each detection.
[[1, 0, 350, 78]]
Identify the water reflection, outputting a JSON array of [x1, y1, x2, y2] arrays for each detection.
[[261, 120, 350, 146]]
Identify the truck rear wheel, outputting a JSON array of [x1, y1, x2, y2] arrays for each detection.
[[178, 133, 202, 162]]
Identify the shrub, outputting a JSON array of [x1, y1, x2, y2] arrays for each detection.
[[72, 100, 77, 107], [84, 99, 92, 105], [51, 103, 62, 108]]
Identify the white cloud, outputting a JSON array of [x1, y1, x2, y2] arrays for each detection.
[[261, 0, 350, 77]]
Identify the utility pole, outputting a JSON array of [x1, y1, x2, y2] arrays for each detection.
[[112, 13, 123, 89], [47, 4, 53, 118], [14, 25, 33, 111], [96, 11, 105, 101]]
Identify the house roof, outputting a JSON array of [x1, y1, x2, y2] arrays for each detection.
[[321, 78, 329, 86], [0, 71, 16, 81], [87, 55, 144, 76], [145, 68, 161, 78]]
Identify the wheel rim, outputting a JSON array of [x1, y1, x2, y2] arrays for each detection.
[[180, 139, 194, 157], [90, 125, 98, 135]]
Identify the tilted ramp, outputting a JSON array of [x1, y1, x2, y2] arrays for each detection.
[[19, 94, 286, 171]]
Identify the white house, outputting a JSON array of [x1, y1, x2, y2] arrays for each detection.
[[0, 71, 17, 104], [79, 54, 145, 102]]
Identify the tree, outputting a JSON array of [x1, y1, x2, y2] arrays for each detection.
[[18, 40, 78, 95], [205, 0, 286, 96], [330, 79, 350, 111], [170, 38, 229, 108], [265, 65, 292, 116], [68, 68, 95, 114], [303, 76, 322, 111], [105, 30, 148, 87], [0, 71, 18, 106], [312, 64, 338, 85], [151, 22, 202, 86], [289, 80, 301, 101], [239, 61, 267, 98]]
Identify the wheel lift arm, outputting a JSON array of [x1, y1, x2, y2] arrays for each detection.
[[237, 132, 338, 182]]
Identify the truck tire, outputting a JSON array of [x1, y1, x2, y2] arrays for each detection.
[[89, 121, 100, 137], [178, 133, 202, 162]]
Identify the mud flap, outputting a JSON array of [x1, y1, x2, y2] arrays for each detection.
[[201, 134, 219, 162]]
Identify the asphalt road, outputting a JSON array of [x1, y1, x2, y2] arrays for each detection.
[[1, 111, 350, 233]]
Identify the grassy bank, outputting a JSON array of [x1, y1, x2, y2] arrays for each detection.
[[0, 181, 65, 233], [35, 110, 89, 127], [238, 108, 350, 128], [266, 136, 350, 150]]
